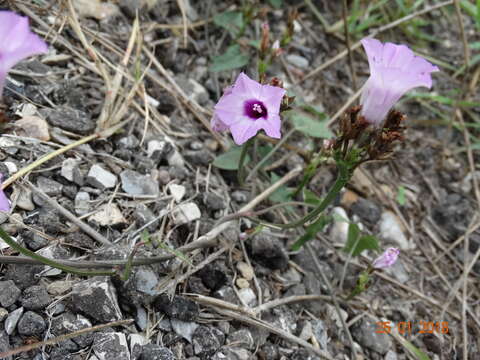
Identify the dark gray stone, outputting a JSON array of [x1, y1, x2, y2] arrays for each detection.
[[24, 233, 49, 251], [70, 277, 122, 323], [17, 311, 46, 336], [192, 326, 225, 358], [135, 204, 158, 232], [250, 233, 289, 271], [352, 319, 392, 355], [351, 198, 381, 224], [0, 331, 11, 360], [51, 312, 93, 348], [21, 285, 52, 310], [140, 344, 175, 360], [153, 294, 198, 321], [36, 176, 63, 196], [227, 329, 254, 350], [203, 193, 226, 211], [42, 106, 95, 135], [0, 280, 21, 307], [5, 265, 43, 290], [93, 332, 129, 360]]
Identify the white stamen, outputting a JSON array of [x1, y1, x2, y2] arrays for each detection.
[[252, 103, 263, 113]]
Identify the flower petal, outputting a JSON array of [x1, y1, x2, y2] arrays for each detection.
[[233, 72, 263, 99], [360, 37, 439, 125], [229, 118, 260, 145]]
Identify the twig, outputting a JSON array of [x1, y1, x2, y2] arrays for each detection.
[[25, 181, 112, 247], [252, 294, 335, 315], [306, 243, 357, 360], [186, 293, 256, 317], [0, 319, 133, 358]]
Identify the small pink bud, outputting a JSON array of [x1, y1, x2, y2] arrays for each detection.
[[372, 247, 399, 269]]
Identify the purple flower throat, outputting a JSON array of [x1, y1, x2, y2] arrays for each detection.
[[244, 99, 268, 120]]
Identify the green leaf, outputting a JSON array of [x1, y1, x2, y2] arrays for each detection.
[[210, 45, 250, 72], [401, 340, 431, 360], [290, 113, 333, 139], [397, 185, 406, 206], [213, 11, 244, 37], [303, 189, 321, 206], [268, 0, 283, 8], [157, 242, 193, 266], [213, 146, 251, 170], [343, 224, 380, 256], [291, 215, 332, 251], [477, 0, 480, 29], [268, 173, 294, 204]]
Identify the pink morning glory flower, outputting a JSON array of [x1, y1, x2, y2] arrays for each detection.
[[372, 247, 399, 269], [360, 38, 439, 125], [0, 11, 48, 95], [0, 175, 10, 212], [212, 72, 286, 145]]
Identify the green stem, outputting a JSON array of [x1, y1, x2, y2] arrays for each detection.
[[250, 161, 353, 229], [292, 153, 324, 198], [246, 128, 296, 182], [238, 139, 253, 186], [0, 227, 115, 277]]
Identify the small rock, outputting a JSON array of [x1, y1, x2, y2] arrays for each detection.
[[0, 331, 10, 359], [250, 232, 289, 270], [74, 0, 119, 20], [118, 135, 139, 149], [171, 318, 199, 343], [351, 198, 381, 224], [71, 277, 123, 323], [147, 140, 172, 161], [198, 264, 228, 292], [88, 203, 126, 226], [24, 233, 48, 251], [16, 188, 35, 211], [227, 328, 255, 350], [236, 278, 250, 289], [192, 325, 225, 358], [286, 54, 309, 69], [61, 158, 83, 184], [129, 333, 148, 360], [43, 105, 95, 135], [120, 170, 159, 196], [153, 294, 199, 321], [203, 193, 225, 211], [166, 150, 185, 167], [15, 116, 50, 141], [135, 306, 148, 331], [134, 204, 158, 232], [171, 202, 201, 225], [37, 176, 63, 196], [352, 319, 392, 355], [236, 262, 254, 281], [47, 280, 73, 295], [299, 321, 313, 341], [75, 191, 91, 216], [36, 245, 70, 276], [312, 320, 329, 350], [0, 280, 21, 307], [325, 304, 348, 330], [329, 207, 349, 243], [134, 268, 159, 296], [51, 312, 93, 348], [379, 211, 411, 250], [93, 332, 129, 360], [5, 307, 24, 335], [87, 165, 118, 190], [17, 311, 46, 336], [384, 350, 398, 360], [238, 287, 256, 306], [140, 344, 175, 360], [168, 184, 186, 203], [0, 308, 8, 322], [21, 285, 52, 310]]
